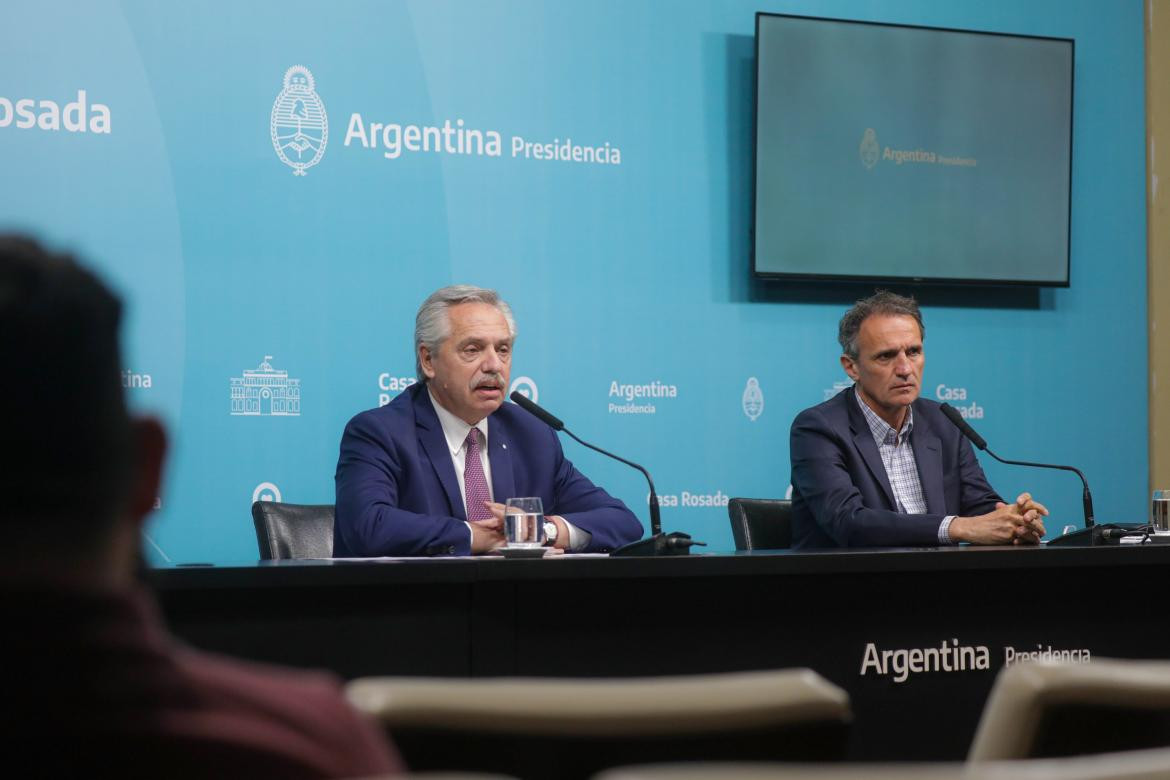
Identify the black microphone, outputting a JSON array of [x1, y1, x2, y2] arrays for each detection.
[[938, 405, 987, 451], [939, 403, 1099, 544], [509, 391, 702, 556], [509, 391, 564, 432]]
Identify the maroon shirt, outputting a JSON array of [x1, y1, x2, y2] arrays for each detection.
[[1, 585, 402, 778]]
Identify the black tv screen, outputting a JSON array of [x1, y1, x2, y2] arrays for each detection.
[[753, 13, 1074, 286]]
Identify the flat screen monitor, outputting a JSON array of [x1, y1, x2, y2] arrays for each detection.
[[753, 13, 1074, 286]]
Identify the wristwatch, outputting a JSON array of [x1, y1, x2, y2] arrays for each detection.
[[543, 520, 559, 547]]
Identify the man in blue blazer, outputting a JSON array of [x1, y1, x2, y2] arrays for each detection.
[[790, 291, 1048, 549], [335, 285, 643, 557]]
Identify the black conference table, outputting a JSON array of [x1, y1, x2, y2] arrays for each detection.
[[151, 544, 1170, 761]]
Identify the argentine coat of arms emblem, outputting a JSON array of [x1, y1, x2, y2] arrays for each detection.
[[271, 65, 328, 176]]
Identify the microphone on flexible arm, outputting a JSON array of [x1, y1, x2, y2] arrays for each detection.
[[938, 403, 1136, 546], [509, 391, 704, 556]]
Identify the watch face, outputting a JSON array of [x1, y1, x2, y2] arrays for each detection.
[[543, 521, 557, 543]]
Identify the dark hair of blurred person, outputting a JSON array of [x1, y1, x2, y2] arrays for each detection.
[[0, 235, 401, 779]]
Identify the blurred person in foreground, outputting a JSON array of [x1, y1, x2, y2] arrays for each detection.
[[0, 235, 401, 778]]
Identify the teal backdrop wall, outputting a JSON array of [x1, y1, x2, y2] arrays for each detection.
[[0, 1, 1147, 564]]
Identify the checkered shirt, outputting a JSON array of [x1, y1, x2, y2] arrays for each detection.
[[855, 392, 954, 544]]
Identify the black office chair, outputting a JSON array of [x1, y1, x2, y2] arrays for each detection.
[[250, 501, 335, 560], [727, 498, 793, 550]]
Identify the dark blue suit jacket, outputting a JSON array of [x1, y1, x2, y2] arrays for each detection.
[[789, 386, 1002, 549], [334, 383, 643, 556]]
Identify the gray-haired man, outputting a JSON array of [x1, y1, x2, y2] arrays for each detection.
[[334, 285, 643, 557]]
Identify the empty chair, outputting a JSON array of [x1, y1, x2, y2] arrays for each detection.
[[346, 669, 850, 780], [365, 775, 519, 780], [969, 659, 1170, 761], [728, 498, 793, 550], [250, 501, 335, 560], [593, 746, 1170, 780]]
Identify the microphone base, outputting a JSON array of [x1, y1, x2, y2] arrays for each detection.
[[1045, 526, 1105, 547], [610, 532, 705, 557], [1046, 524, 1148, 547]]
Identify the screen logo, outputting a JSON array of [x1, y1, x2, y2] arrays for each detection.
[[858, 126, 977, 169], [859, 128, 880, 169], [271, 66, 328, 176]]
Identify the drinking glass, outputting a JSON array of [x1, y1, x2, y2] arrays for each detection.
[[1153, 489, 1170, 534], [504, 497, 545, 548]]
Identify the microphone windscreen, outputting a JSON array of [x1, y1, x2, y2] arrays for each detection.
[[940, 403, 987, 450], [509, 390, 564, 431]]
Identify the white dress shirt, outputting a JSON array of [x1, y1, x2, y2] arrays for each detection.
[[427, 389, 590, 550]]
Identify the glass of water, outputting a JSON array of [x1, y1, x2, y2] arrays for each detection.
[[1153, 489, 1170, 534], [504, 497, 545, 548]]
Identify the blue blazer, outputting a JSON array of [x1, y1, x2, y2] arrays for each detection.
[[334, 383, 643, 556], [789, 386, 1002, 549]]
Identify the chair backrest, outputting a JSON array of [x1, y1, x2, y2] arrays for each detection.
[[250, 501, 335, 560], [969, 659, 1170, 762], [373, 776, 519, 780], [346, 669, 851, 780], [593, 746, 1170, 780], [728, 498, 793, 550]]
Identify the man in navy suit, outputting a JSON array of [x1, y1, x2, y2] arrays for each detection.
[[790, 291, 1048, 549], [335, 285, 643, 557]]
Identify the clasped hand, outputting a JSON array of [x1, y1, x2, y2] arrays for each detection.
[[953, 493, 1048, 545]]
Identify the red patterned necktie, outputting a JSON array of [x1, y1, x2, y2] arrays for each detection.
[[463, 428, 492, 521]]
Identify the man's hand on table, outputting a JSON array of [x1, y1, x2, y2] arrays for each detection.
[[470, 505, 505, 554], [950, 492, 1048, 545]]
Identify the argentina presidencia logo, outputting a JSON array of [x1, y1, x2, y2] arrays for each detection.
[[509, 376, 539, 404], [742, 377, 764, 421], [859, 127, 880, 170], [271, 65, 328, 175]]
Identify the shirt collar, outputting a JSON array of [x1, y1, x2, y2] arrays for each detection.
[[428, 387, 489, 457], [854, 386, 914, 446]]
